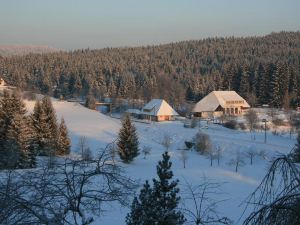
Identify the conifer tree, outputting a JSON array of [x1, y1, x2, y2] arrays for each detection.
[[0, 90, 36, 169], [117, 115, 139, 163], [5, 113, 35, 168], [293, 132, 300, 163], [57, 118, 71, 155], [239, 66, 250, 99], [0, 90, 12, 165], [270, 65, 281, 108], [126, 152, 185, 225], [31, 100, 53, 156], [152, 152, 185, 225], [126, 181, 155, 225], [11, 90, 27, 115], [41, 96, 58, 154], [85, 94, 96, 109]]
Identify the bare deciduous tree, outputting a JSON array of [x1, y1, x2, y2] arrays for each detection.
[[207, 147, 218, 167], [0, 146, 136, 225], [245, 146, 257, 165], [107, 141, 117, 163], [77, 136, 92, 161], [179, 150, 188, 168], [181, 179, 232, 225], [193, 132, 212, 155], [244, 109, 259, 133], [228, 150, 245, 173], [258, 149, 268, 161], [243, 156, 300, 225], [161, 134, 172, 152], [216, 145, 223, 166], [142, 146, 151, 159]]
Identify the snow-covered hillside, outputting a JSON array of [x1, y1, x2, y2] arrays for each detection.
[[25, 99, 297, 224]]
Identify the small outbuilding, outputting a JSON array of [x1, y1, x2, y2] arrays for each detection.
[[125, 108, 142, 119], [192, 91, 250, 118], [0, 78, 6, 86], [140, 99, 178, 121]]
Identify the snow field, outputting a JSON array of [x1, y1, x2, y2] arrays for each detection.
[[25, 99, 296, 224]]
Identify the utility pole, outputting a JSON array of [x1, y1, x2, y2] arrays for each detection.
[[262, 119, 267, 143]]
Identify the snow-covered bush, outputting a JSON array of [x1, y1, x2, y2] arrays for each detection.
[[193, 132, 212, 155], [272, 117, 286, 126], [239, 122, 247, 130], [223, 120, 238, 130], [191, 117, 198, 128]]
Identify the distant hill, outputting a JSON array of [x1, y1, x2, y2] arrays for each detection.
[[0, 45, 61, 57], [0, 32, 299, 109]]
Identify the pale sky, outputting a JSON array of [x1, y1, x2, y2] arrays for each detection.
[[0, 0, 299, 50]]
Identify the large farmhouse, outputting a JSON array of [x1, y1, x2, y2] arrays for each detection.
[[140, 99, 178, 121], [192, 91, 250, 118]]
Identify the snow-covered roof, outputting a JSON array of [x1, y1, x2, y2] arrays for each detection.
[[141, 99, 178, 116], [0, 78, 5, 86], [126, 109, 141, 114], [192, 91, 250, 112]]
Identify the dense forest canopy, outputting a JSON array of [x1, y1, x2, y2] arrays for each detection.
[[0, 31, 299, 108]]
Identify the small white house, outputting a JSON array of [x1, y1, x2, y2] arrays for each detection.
[[192, 91, 250, 118], [140, 99, 178, 121], [0, 78, 5, 86]]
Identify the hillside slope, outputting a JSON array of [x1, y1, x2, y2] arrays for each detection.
[[24, 98, 296, 224], [0, 44, 60, 57], [2, 31, 300, 109]]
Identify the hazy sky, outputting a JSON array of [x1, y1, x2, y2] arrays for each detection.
[[0, 0, 299, 50]]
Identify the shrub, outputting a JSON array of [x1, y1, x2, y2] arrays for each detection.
[[193, 132, 212, 155], [244, 109, 259, 131], [223, 120, 238, 130], [184, 141, 194, 149], [272, 118, 286, 126], [22, 91, 36, 100], [191, 117, 198, 128], [85, 95, 96, 109], [238, 122, 247, 130]]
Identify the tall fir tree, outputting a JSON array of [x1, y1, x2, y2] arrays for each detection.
[[0, 90, 12, 165], [5, 114, 35, 169], [117, 115, 139, 163], [31, 100, 53, 156], [239, 65, 250, 99], [288, 66, 299, 108], [126, 152, 185, 225], [270, 64, 281, 108], [257, 63, 268, 104], [41, 96, 58, 154], [0, 90, 36, 169], [126, 181, 156, 225], [57, 118, 71, 155], [152, 152, 185, 225], [293, 132, 300, 163]]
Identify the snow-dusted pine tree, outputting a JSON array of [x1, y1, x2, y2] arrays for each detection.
[[57, 118, 71, 155], [31, 100, 53, 156], [138, 181, 155, 223], [152, 152, 185, 225], [0, 90, 11, 167], [5, 113, 35, 169], [0, 90, 36, 169], [293, 132, 300, 163], [41, 96, 58, 153], [126, 180, 156, 225], [126, 152, 185, 225], [117, 115, 139, 163]]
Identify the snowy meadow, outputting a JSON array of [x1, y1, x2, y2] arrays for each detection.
[[23, 99, 296, 224]]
